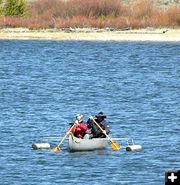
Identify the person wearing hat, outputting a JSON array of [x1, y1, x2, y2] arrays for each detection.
[[87, 112, 110, 138], [71, 114, 89, 139]]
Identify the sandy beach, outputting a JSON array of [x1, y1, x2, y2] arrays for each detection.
[[0, 28, 180, 42]]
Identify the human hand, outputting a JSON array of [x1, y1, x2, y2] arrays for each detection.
[[75, 120, 79, 125], [89, 116, 93, 120]]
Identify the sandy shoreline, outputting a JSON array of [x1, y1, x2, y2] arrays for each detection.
[[0, 28, 180, 42]]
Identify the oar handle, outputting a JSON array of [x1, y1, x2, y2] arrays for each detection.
[[89, 116, 113, 142], [57, 123, 76, 148]]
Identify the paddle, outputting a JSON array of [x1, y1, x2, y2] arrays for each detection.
[[51, 123, 76, 152], [89, 116, 120, 151]]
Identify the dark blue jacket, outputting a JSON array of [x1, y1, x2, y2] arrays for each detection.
[[87, 118, 110, 138]]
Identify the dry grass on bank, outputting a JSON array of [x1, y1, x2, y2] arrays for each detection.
[[0, 0, 180, 29], [0, 27, 179, 42]]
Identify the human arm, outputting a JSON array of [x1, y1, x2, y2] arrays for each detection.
[[103, 122, 110, 135]]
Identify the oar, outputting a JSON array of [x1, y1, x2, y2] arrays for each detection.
[[51, 123, 76, 152], [89, 116, 120, 151]]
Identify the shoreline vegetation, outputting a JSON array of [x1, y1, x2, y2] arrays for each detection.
[[0, 0, 180, 41]]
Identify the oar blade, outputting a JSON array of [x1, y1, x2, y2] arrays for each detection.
[[109, 140, 120, 151], [51, 146, 61, 152]]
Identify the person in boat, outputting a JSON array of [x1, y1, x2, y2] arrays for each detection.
[[69, 114, 90, 139], [87, 112, 110, 138]]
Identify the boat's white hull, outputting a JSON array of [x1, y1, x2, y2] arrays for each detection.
[[68, 135, 107, 151]]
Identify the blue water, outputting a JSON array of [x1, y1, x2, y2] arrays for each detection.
[[0, 40, 179, 185]]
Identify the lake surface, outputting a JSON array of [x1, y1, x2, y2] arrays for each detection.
[[0, 40, 179, 185]]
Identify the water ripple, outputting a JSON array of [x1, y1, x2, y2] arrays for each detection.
[[0, 40, 179, 185]]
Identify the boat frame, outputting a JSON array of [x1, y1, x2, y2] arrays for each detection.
[[68, 134, 108, 152]]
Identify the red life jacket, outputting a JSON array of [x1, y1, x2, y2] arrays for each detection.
[[74, 123, 88, 138]]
